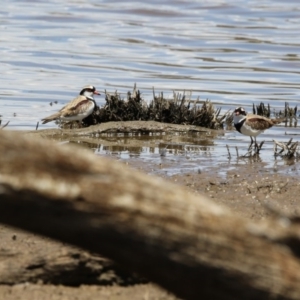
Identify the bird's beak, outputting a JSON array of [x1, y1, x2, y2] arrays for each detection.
[[93, 90, 101, 95]]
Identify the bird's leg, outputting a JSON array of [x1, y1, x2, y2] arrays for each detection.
[[254, 137, 258, 150], [255, 140, 265, 155], [248, 137, 254, 151], [251, 137, 266, 155], [252, 137, 258, 155]]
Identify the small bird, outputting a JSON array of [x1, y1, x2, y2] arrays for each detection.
[[233, 107, 285, 150], [41, 85, 100, 124]]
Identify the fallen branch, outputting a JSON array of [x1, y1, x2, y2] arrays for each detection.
[[0, 131, 300, 299]]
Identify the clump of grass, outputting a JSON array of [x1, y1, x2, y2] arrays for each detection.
[[282, 102, 298, 127], [80, 84, 228, 130], [253, 102, 271, 117]]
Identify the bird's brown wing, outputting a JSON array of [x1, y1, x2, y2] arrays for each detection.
[[245, 117, 273, 130], [246, 114, 285, 130], [59, 95, 87, 111], [60, 96, 92, 117]]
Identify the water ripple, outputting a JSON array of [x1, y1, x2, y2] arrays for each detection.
[[0, 0, 299, 132]]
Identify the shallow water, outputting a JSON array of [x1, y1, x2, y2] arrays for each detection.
[[61, 125, 300, 177], [1, 0, 300, 173]]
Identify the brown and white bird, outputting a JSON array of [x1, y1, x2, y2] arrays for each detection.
[[41, 85, 100, 124], [233, 107, 285, 149]]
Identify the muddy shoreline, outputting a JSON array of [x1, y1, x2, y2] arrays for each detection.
[[28, 120, 213, 138], [1, 122, 299, 299]]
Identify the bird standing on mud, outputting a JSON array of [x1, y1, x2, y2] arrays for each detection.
[[41, 85, 100, 125], [233, 107, 285, 150]]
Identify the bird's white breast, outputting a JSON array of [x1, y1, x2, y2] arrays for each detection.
[[240, 122, 263, 137]]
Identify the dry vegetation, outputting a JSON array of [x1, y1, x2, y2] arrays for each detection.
[[60, 85, 231, 130]]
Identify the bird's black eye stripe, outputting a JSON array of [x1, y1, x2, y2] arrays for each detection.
[[80, 87, 96, 95]]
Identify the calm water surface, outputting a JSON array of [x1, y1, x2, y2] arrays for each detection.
[[1, 0, 300, 172]]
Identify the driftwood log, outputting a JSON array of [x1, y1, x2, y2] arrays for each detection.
[[0, 129, 300, 300]]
